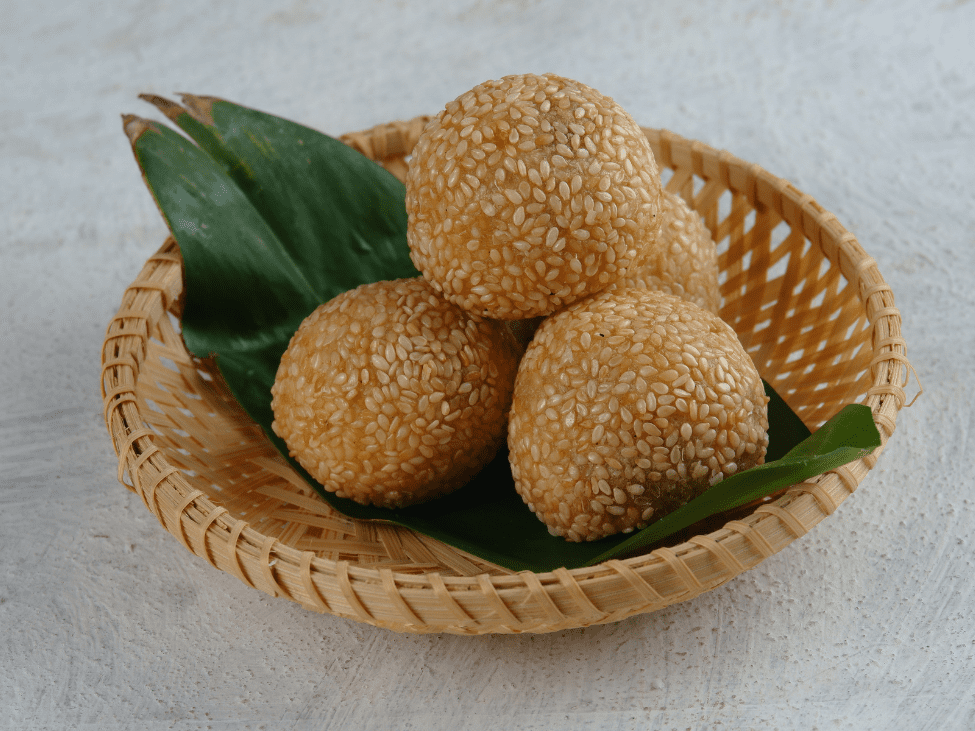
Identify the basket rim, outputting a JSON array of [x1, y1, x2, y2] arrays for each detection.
[[102, 121, 914, 634]]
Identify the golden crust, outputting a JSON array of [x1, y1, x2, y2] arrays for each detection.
[[615, 189, 721, 313], [406, 73, 662, 320], [271, 278, 520, 508], [508, 288, 769, 541]]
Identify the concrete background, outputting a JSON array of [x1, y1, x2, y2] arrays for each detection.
[[2, 0, 972, 729]]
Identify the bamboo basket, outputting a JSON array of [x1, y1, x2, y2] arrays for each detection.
[[101, 118, 914, 635]]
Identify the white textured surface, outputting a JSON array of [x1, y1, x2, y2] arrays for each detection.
[[2, 1, 973, 728]]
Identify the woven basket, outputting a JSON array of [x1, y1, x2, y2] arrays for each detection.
[[101, 118, 914, 635]]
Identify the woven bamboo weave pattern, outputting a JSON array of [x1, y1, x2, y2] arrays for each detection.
[[101, 118, 913, 634]]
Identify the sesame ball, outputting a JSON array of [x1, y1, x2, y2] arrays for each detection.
[[406, 73, 663, 320], [508, 288, 770, 542], [270, 278, 520, 509], [614, 188, 721, 313]]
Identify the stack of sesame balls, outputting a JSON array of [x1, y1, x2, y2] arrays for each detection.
[[271, 73, 769, 542]]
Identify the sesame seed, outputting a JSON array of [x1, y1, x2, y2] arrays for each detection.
[[513, 206, 526, 226]]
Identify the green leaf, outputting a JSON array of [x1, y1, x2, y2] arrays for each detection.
[[583, 403, 880, 566], [127, 98, 419, 370], [142, 94, 417, 298], [126, 98, 881, 575], [127, 117, 315, 358]]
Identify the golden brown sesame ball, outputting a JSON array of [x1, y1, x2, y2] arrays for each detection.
[[508, 288, 769, 542], [406, 73, 663, 321], [613, 189, 721, 313], [270, 278, 521, 509]]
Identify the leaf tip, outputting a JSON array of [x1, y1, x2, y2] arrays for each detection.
[[139, 93, 186, 124], [121, 114, 156, 146], [176, 93, 221, 127]]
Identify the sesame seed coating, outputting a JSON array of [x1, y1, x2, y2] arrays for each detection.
[[406, 73, 663, 321], [613, 189, 721, 313], [270, 278, 521, 508], [508, 288, 769, 541]]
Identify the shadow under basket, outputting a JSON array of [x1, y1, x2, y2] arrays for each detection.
[[101, 120, 914, 635]]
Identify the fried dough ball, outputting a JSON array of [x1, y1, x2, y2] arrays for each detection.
[[406, 73, 663, 320], [614, 188, 721, 313], [508, 288, 769, 541], [270, 278, 521, 508]]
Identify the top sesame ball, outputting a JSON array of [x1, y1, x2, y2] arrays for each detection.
[[406, 73, 663, 320]]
